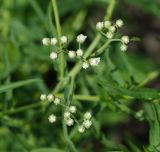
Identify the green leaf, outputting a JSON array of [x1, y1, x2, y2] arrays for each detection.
[[31, 148, 65, 152], [0, 79, 41, 93], [98, 80, 160, 100]]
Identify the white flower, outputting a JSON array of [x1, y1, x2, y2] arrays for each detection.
[[82, 62, 89, 69], [106, 32, 113, 39], [66, 118, 74, 126], [78, 125, 85, 133], [76, 34, 87, 44], [121, 36, 129, 44], [116, 19, 124, 27], [120, 44, 128, 52], [76, 49, 83, 57], [50, 52, 58, 60], [84, 112, 92, 120], [42, 38, 50, 45], [64, 112, 71, 119], [109, 26, 116, 33], [61, 36, 67, 44], [89, 57, 101, 66], [40, 94, 46, 101], [69, 106, 77, 113], [68, 51, 76, 58], [83, 120, 92, 129], [47, 94, 54, 102], [104, 21, 111, 28], [54, 97, 60, 105], [50, 38, 57, 45], [96, 22, 104, 30], [48, 114, 56, 123]]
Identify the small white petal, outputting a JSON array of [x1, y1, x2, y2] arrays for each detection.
[[78, 125, 85, 133], [50, 38, 57, 45], [69, 106, 77, 113], [50, 52, 58, 60], [104, 21, 111, 28], [40, 94, 47, 101], [76, 34, 87, 44], [48, 114, 56, 123], [68, 51, 76, 58], [84, 112, 92, 120], [76, 49, 83, 57], [82, 62, 89, 69], [83, 120, 92, 129], [96, 22, 104, 30], [42, 38, 50, 45], [54, 97, 60, 105], [121, 36, 129, 44], [66, 118, 74, 126], [61, 36, 67, 44], [116, 19, 124, 27], [89, 57, 101, 66]]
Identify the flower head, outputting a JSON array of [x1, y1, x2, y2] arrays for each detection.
[[84, 112, 92, 120], [116, 19, 124, 27], [109, 26, 116, 33], [89, 57, 101, 66], [61, 36, 67, 44], [50, 52, 58, 60], [78, 125, 85, 133], [47, 94, 54, 102], [64, 112, 71, 119], [54, 97, 60, 105], [96, 22, 104, 30], [120, 44, 127, 52], [48, 114, 56, 123], [82, 62, 89, 69], [42, 38, 50, 45], [66, 118, 74, 126], [76, 34, 87, 44], [40, 94, 47, 101], [69, 106, 77, 113], [106, 32, 113, 39], [68, 51, 76, 58], [83, 120, 92, 129], [76, 49, 83, 57], [104, 21, 111, 28], [50, 38, 58, 45], [121, 36, 129, 44]]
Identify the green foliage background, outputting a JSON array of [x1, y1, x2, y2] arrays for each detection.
[[0, 0, 160, 151]]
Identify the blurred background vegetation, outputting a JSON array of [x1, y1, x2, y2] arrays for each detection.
[[0, 0, 160, 151]]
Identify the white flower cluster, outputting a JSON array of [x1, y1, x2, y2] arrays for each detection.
[[42, 36, 68, 61], [120, 35, 130, 52], [96, 19, 130, 51], [42, 36, 68, 46], [64, 105, 77, 126], [82, 57, 101, 69], [78, 112, 92, 133], [40, 93, 61, 124], [40, 93, 92, 132], [96, 19, 123, 39], [40, 93, 60, 105]]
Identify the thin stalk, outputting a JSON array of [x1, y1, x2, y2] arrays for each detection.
[[52, 0, 65, 80]]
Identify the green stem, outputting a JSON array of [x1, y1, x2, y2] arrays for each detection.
[[62, 120, 78, 152], [105, 0, 116, 20], [52, 0, 65, 80]]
